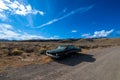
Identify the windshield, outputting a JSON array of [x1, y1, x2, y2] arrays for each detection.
[[56, 46, 66, 50]]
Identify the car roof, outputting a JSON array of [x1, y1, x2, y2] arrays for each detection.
[[59, 45, 74, 47]]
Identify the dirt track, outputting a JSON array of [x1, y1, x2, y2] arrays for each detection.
[[0, 46, 120, 80]]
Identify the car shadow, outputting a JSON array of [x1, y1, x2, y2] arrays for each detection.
[[54, 53, 96, 66]]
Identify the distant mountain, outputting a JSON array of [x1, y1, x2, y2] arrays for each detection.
[[0, 39, 10, 42], [0, 37, 108, 42]]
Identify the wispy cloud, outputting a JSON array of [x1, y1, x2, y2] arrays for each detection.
[[35, 5, 94, 28], [0, 0, 44, 18], [82, 29, 114, 38], [49, 35, 60, 39], [0, 0, 45, 28], [82, 33, 90, 37], [72, 30, 77, 33], [0, 13, 7, 21], [0, 23, 61, 40], [0, 23, 46, 40]]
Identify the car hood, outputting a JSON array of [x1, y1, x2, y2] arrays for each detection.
[[47, 49, 65, 53]]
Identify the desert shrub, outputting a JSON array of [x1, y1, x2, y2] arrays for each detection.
[[0, 44, 8, 49], [21, 53, 30, 58], [99, 44, 111, 48], [0, 50, 4, 57], [25, 47, 34, 53], [90, 45, 99, 49], [3, 49, 9, 56], [42, 45, 47, 48], [19, 47, 24, 51], [37, 48, 47, 56], [34, 46, 41, 52], [9, 49, 24, 56], [0, 49, 9, 57], [86, 39, 94, 42], [79, 45, 90, 49]]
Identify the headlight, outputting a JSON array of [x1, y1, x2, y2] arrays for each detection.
[[56, 53, 58, 56]]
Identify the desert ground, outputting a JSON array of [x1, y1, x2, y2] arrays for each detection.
[[0, 38, 120, 80]]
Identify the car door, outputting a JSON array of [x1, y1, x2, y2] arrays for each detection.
[[66, 46, 76, 54]]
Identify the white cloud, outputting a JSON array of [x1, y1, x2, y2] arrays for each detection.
[[92, 29, 114, 38], [0, 0, 44, 18], [72, 30, 77, 33], [35, 5, 94, 28], [0, 24, 61, 40], [0, 13, 7, 21], [0, 23, 46, 40], [49, 35, 60, 39], [82, 29, 114, 38], [82, 33, 90, 37]]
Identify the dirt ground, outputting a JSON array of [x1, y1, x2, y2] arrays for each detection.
[[0, 46, 120, 80]]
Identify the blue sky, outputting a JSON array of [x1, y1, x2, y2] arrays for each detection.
[[0, 0, 120, 40]]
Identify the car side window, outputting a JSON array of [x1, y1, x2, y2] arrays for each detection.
[[67, 46, 75, 50]]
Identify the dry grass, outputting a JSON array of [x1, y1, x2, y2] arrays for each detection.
[[40, 56, 53, 64], [9, 48, 24, 56], [0, 38, 120, 72], [0, 55, 53, 72]]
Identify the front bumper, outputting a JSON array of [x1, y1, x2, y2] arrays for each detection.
[[46, 52, 60, 58]]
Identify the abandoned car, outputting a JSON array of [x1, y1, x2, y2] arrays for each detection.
[[46, 45, 81, 58]]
